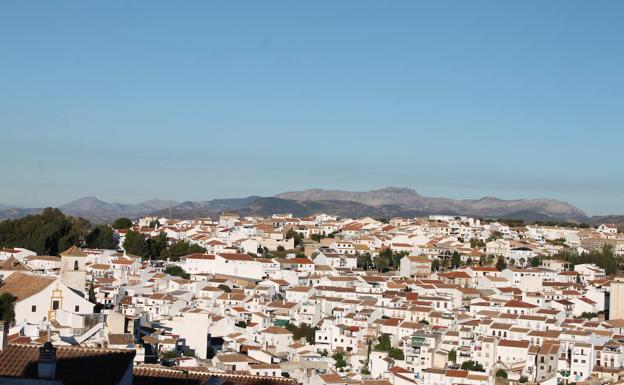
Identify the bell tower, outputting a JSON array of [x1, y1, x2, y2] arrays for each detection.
[[59, 246, 87, 295]]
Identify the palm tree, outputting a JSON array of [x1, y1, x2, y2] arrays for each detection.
[[0, 293, 17, 324]]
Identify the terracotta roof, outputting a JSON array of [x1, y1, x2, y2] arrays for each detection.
[[0, 256, 30, 271], [25, 255, 61, 262], [504, 300, 537, 308], [438, 271, 471, 279], [407, 255, 430, 263], [261, 327, 291, 335], [133, 366, 296, 385], [184, 253, 215, 260], [108, 333, 134, 346], [215, 353, 257, 363], [219, 253, 254, 261], [112, 258, 134, 265], [498, 339, 530, 348], [60, 245, 87, 257], [279, 257, 314, 265], [0, 343, 134, 385], [89, 263, 111, 270], [0, 272, 54, 301]]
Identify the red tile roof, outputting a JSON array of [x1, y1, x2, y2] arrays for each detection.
[[219, 253, 254, 261], [133, 366, 296, 385]]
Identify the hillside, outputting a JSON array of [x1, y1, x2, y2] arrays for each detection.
[[277, 187, 588, 222], [0, 187, 616, 224]]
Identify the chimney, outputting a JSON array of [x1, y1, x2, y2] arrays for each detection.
[[38, 342, 57, 380], [0, 320, 7, 350]]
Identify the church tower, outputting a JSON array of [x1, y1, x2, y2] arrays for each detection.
[[59, 246, 87, 295]]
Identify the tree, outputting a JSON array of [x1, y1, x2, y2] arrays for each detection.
[[487, 231, 503, 242], [495, 369, 508, 379], [148, 220, 161, 229], [235, 321, 247, 328], [165, 265, 190, 279], [375, 334, 392, 351], [372, 248, 407, 272], [357, 253, 373, 270], [530, 256, 541, 267], [0, 293, 17, 324], [123, 230, 146, 256], [112, 217, 133, 230], [388, 347, 404, 360], [451, 251, 461, 268], [373, 256, 390, 272], [448, 349, 457, 363], [144, 232, 168, 260], [218, 284, 231, 292], [310, 234, 323, 242], [496, 256, 507, 271], [88, 282, 97, 304], [431, 259, 441, 272], [332, 351, 347, 369], [85, 225, 118, 249], [277, 245, 285, 252], [361, 340, 372, 375], [559, 244, 619, 275], [391, 252, 405, 268], [0, 208, 87, 256], [470, 239, 485, 248], [460, 360, 485, 372], [578, 312, 598, 320], [166, 240, 207, 261], [285, 322, 318, 345], [285, 229, 303, 247], [519, 376, 529, 383]]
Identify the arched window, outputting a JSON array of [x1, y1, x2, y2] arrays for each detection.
[[74, 260, 79, 271]]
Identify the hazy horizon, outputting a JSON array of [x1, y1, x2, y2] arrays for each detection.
[[1, 1, 623, 215], [2, 186, 622, 217]]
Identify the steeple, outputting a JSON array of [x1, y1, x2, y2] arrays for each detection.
[[59, 246, 87, 294]]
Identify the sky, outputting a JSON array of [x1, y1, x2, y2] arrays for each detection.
[[1, 1, 623, 215]]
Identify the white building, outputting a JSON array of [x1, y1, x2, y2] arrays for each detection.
[[0, 272, 94, 326]]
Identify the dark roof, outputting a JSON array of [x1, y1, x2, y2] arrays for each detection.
[[0, 343, 135, 385]]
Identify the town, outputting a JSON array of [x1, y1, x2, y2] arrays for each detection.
[[0, 210, 623, 385]]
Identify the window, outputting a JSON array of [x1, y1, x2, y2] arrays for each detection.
[[31, 305, 36, 312], [75, 305, 80, 312], [52, 301, 60, 310], [74, 260, 79, 271]]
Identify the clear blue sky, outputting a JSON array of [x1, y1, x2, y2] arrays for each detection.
[[1, 1, 623, 215]]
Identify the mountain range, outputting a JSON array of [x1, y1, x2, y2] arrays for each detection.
[[0, 187, 622, 227]]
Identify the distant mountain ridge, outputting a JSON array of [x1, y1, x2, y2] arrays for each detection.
[[56, 196, 180, 223], [276, 187, 587, 222], [0, 187, 622, 226]]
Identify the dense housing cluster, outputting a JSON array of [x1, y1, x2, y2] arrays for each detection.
[[0, 212, 623, 385]]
